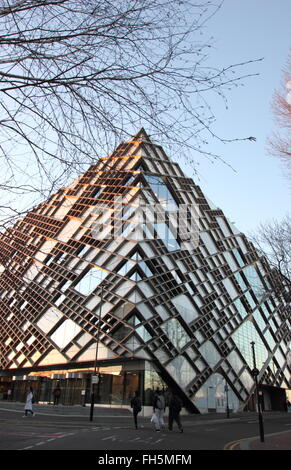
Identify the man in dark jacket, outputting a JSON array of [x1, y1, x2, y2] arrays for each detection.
[[130, 391, 142, 429], [168, 392, 183, 433]]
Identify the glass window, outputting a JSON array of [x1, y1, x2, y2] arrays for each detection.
[[117, 259, 153, 279], [223, 252, 238, 272], [74, 267, 108, 295], [117, 260, 136, 277], [234, 273, 247, 291], [216, 217, 232, 237], [199, 341, 222, 369], [56, 252, 67, 264], [144, 175, 178, 211], [193, 373, 240, 413], [233, 298, 248, 319], [154, 223, 180, 251], [139, 261, 153, 277], [77, 245, 90, 260], [239, 369, 254, 391], [200, 232, 217, 255], [232, 249, 245, 268], [243, 265, 265, 299], [111, 325, 131, 342], [161, 318, 190, 350], [264, 330, 276, 351], [252, 309, 266, 330], [130, 271, 143, 281], [37, 307, 63, 334], [50, 319, 81, 349], [171, 294, 199, 323], [244, 291, 257, 309], [231, 320, 268, 370], [222, 278, 238, 300], [144, 362, 167, 405], [136, 325, 152, 342], [227, 350, 245, 374], [273, 348, 286, 369], [165, 356, 196, 388]]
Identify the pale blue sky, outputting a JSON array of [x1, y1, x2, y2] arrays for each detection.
[[1, 0, 289, 237], [179, 0, 290, 236]]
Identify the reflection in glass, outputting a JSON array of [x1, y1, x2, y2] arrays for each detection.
[[154, 223, 180, 251], [160, 318, 190, 350], [144, 175, 178, 211], [74, 267, 108, 295], [165, 355, 196, 388], [136, 325, 152, 342], [192, 373, 240, 413], [243, 265, 265, 300], [171, 294, 199, 323], [232, 248, 245, 267], [198, 340, 222, 369], [37, 307, 63, 334], [231, 320, 268, 370], [50, 319, 81, 349], [233, 298, 248, 319]]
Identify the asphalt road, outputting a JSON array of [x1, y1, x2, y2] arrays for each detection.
[[0, 404, 290, 454]]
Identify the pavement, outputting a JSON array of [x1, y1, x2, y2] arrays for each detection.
[[1, 401, 290, 450], [237, 430, 291, 450]]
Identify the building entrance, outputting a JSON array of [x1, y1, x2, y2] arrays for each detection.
[[261, 385, 287, 411]]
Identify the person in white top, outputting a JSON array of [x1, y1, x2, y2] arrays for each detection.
[[23, 387, 35, 417]]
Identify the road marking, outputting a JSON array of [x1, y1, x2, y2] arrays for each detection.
[[224, 436, 256, 450], [0, 430, 64, 438], [101, 435, 117, 441]]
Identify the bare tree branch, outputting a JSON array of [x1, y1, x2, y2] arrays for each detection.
[[267, 51, 291, 176], [0, 0, 262, 227], [250, 215, 291, 301]]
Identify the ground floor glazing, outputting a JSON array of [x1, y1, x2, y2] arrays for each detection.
[[0, 359, 289, 413]]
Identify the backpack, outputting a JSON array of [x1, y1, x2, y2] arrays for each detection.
[[131, 396, 142, 412], [171, 396, 182, 413], [156, 395, 165, 410]]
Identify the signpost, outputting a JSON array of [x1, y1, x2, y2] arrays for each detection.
[[89, 285, 104, 422], [250, 341, 265, 442], [225, 383, 230, 418]]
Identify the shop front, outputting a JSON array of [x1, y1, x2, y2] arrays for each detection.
[[0, 360, 167, 408]]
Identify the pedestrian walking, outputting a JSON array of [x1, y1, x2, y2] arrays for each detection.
[[53, 384, 61, 405], [168, 392, 183, 433], [152, 388, 166, 431], [130, 390, 142, 429], [23, 387, 35, 417]]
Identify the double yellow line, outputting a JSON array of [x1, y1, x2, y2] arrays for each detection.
[[224, 436, 254, 450]]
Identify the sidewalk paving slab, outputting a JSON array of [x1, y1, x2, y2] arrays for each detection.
[[238, 430, 291, 450]]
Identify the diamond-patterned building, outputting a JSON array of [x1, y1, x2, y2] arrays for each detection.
[[0, 129, 290, 413]]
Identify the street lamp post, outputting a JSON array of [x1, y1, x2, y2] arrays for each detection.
[[89, 285, 104, 422], [206, 386, 214, 412], [225, 382, 230, 418], [250, 341, 265, 442]]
